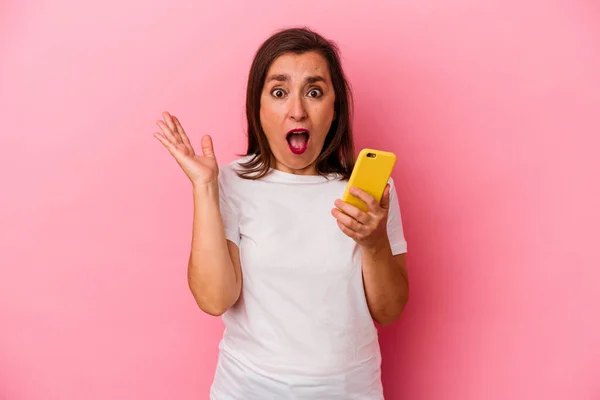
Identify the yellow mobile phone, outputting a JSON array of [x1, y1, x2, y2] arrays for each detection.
[[341, 148, 397, 212]]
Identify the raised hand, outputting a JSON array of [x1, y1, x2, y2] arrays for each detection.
[[153, 111, 219, 186]]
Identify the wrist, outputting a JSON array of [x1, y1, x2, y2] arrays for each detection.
[[360, 237, 391, 256], [192, 180, 219, 199]]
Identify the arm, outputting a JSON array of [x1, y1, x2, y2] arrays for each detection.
[[332, 183, 409, 325], [152, 111, 241, 317], [361, 245, 408, 325], [188, 182, 242, 316]]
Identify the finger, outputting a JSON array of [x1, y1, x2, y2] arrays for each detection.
[[331, 207, 363, 233], [153, 132, 182, 157], [334, 199, 369, 224], [380, 184, 391, 209], [336, 220, 359, 241], [201, 135, 217, 160], [172, 115, 191, 146], [162, 111, 183, 143], [349, 186, 380, 214], [157, 120, 179, 144]]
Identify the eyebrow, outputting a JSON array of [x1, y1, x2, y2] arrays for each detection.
[[266, 74, 327, 84]]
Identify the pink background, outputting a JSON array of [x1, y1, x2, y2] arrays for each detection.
[[1, 0, 599, 399]]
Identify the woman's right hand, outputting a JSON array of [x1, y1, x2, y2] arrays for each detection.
[[153, 111, 219, 186]]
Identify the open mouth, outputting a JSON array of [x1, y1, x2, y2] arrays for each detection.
[[286, 129, 310, 155]]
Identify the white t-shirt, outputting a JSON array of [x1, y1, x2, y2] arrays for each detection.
[[209, 156, 407, 400]]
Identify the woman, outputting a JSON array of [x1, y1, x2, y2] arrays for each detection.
[[153, 27, 409, 400]]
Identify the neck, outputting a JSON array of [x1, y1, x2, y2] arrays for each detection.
[[273, 160, 318, 176]]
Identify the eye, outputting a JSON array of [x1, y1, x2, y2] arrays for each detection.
[[307, 88, 323, 98], [271, 88, 286, 98]]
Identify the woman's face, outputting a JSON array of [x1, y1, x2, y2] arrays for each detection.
[[260, 51, 336, 175]]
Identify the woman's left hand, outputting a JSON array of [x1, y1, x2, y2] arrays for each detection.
[[331, 185, 391, 249]]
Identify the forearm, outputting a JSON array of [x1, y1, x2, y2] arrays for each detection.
[[361, 240, 409, 325], [188, 182, 240, 315]]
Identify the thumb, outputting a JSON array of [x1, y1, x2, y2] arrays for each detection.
[[380, 184, 391, 209], [201, 135, 216, 159]]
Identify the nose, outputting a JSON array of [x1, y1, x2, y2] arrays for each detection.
[[288, 94, 307, 122]]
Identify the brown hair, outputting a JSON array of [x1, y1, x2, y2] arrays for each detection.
[[236, 27, 356, 180]]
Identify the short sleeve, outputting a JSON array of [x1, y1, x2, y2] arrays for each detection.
[[218, 168, 241, 248], [386, 178, 407, 255]]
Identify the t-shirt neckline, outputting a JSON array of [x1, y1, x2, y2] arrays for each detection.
[[264, 168, 342, 184]]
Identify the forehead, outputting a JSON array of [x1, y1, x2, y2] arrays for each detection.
[[266, 51, 331, 81]]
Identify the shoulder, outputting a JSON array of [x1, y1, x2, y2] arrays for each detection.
[[219, 154, 251, 172], [218, 155, 259, 198], [388, 176, 397, 191], [219, 155, 252, 181]]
